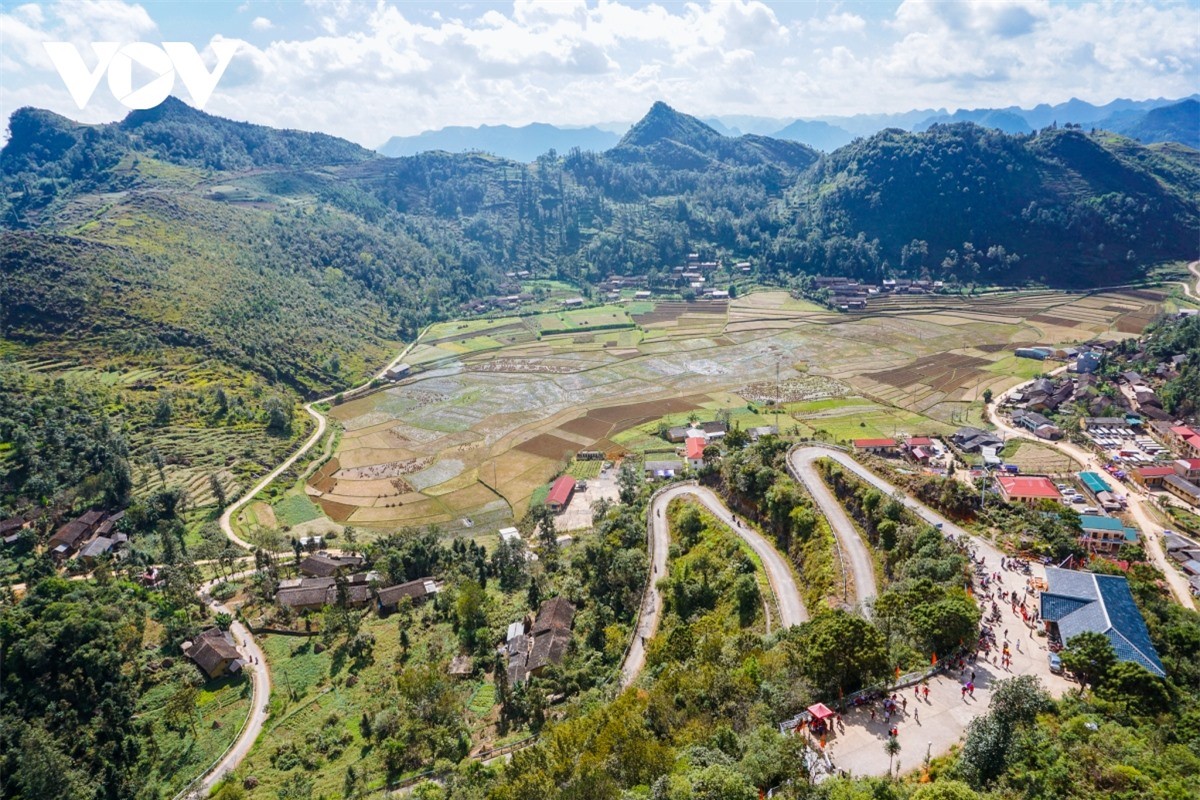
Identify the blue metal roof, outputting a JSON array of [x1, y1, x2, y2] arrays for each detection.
[[1079, 514, 1124, 532], [1041, 567, 1165, 677], [1079, 472, 1111, 493]]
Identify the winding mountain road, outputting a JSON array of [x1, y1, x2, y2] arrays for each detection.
[[620, 483, 808, 687], [788, 447, 880, 614], [184, 342, 419, 796], [185, 572, 272, 799]]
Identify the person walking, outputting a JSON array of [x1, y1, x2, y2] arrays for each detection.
[[902, 696, 907, 711], [914, 706, 919, 723], [923, 685, 930, 701]]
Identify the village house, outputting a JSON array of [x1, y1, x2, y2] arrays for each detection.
[[505, 596, 577, 684], [952, 427, 1004, 453], [298, 553, 366, 578], [996, 475, 1062, 505], [1, 515, 29, 546], [645, 460, 683, 480], [183, 627, 244, 679], [275, 577, 336, 612], [852, 438, 898, 455], [527, 596, 575, 678], [685, 436, 707, 469], [1132, 465, 1177, 489], [1012, 410, 1061, 440], [47, 509, 107, 560], [1163, 475, 1200, 507], [1174, 459, 1200, 483], [1077, 514, 1138, 555], [376, 578, 439, 612], [546, 475, 576, 513]]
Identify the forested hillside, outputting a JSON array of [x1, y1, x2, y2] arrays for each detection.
[[2, 99, 1198, 402]]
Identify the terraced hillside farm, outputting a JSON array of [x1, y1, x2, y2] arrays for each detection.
[[319, 287, 1168, 530]]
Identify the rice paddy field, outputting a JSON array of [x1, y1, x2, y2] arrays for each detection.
[[320, 287, 1168, 531]]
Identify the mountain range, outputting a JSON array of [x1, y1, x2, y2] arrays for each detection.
[[378, 95, 1199, 159], [2, 98, 1197, 398]]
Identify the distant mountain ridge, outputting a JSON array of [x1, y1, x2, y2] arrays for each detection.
[[378, 122, 619, 161], [377, 95, 1198, 159]]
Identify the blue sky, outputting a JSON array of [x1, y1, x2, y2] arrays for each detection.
[[1, 1, 1196, 147]]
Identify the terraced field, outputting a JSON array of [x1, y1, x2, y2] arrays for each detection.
[[320, 288, 1164, 531]]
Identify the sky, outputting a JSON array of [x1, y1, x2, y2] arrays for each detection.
[[1, 0, 1196, 147]]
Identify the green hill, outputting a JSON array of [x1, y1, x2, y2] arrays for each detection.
[[778, 123, 1199, 286]]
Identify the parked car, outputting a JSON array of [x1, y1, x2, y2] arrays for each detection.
[[1048, 653, 1064, 674]]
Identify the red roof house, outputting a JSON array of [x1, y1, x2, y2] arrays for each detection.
[[1185, 436, 1200, 457], [853, 438, 898, 454], [546, 475, 576, 512], [908, 436, 934, 447], [685, 436, 707, 468], [1134, 466, 1177, 489], [996, 475, 1062, 504]]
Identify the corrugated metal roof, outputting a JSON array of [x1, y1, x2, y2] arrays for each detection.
[[1079, 471, 1111, 493]]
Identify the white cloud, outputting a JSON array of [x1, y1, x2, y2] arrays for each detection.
[[251, 16, 272, 31], [0, 0, 1195, 147]]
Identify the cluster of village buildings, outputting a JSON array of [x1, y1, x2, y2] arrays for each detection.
[[812, 275, 946, 310]]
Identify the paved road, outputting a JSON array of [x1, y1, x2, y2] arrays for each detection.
[[185, 572, 272, 799], [620, 483, 807, 687], [779, 451, 1072, 777], [789, 447, 880, 614], [190, 341, 418, 795], [988, 381, 1197, 610]]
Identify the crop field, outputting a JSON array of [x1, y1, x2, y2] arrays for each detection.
[[1001, 439, 1081, 475], [319, 287, 1163, 532]]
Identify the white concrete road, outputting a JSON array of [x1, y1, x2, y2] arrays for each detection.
[[988, 381, 1196, 611], [620, 483, 808, 687], [193, 340, 418, 794], [789, 447, 880, 614], [781, 450, 1072, 777], [185, 572, 272, 799]]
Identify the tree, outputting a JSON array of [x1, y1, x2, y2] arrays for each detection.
[[618, 461, 641, 505], [912, 780, 981, 800], [885, 736, 901, 778], [988, 674, 1050, 728], [791, 609, 889, 696], [455, 580, 488, 651], [1095, 660, 1169, 713], [734, 574, 760, 627], [165, 680, 200, 734], [982, 388, 993, 405], [675, 505, 704, 550], [264, 396, 293, 435], [1060, 631, 1116, 691], [209, 472, 227, 509]]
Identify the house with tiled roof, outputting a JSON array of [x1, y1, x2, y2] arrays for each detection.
[[996, 475, 1061, 505], [183, 627, 244, 679], [299, 553, 366, 578], [1039, 567, 1164, 677], [852, 438, 897, 454]]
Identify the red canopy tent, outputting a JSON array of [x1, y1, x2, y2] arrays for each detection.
[[807, 703, 836, 721]]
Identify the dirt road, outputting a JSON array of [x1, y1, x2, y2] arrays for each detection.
[[788, 447, 880, 614], [987, 383, 1196, 611], [620, 483, 808, 687]]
